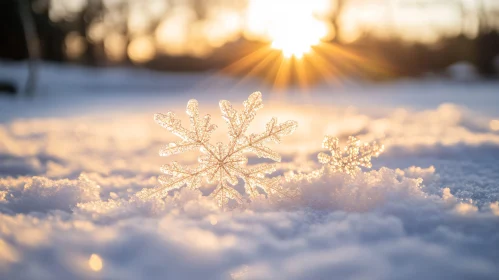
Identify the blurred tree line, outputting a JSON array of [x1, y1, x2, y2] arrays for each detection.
[[331, 0, 499, 79], [1, 0, 498, 81]]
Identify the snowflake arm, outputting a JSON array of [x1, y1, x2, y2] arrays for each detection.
[[211, 181, 244, 208], [154, 99, 217, 157], [220, 92, 263, 141], [230, 163, 275, 197], [228, 163, 297, 200], [243, 118, 298, 161], [135, 163, 213, 199]]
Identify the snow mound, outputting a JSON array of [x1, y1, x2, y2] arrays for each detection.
[[0, 174, 100, 214]]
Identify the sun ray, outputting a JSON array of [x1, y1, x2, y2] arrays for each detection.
[[233, 48, 281, 87], [294, 55, 310, 91], [222, 46, 273, 75], [272, 54, 293, 91], [172, 0, 394, 94]]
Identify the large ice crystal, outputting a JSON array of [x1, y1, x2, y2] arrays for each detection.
[[136, 92, 298, 207]]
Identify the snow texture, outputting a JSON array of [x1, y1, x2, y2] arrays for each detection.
[[1, 62, 499, 280]]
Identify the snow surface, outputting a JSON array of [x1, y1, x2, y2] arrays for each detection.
[[1, 61, 499, 280]]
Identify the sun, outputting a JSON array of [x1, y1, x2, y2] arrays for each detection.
[[224, 0, 376, 89], [247, 0, 329, 58], [269, 17, 328, 58]]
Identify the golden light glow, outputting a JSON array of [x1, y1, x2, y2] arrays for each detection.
[[104, 32, 127, 61], [209, 216, 218, 225], [490, 120, 499, 131], [155, 7, 196, 56], [222, 0, 353, 91], [0, 238, 20, 265], [88, 254, 103, 272], [270, 18, 327, 58], [65, 32, 87, 59], [245, 0, 330, 58], [87, 22, 106, 43], [128, 36, 156, 63]]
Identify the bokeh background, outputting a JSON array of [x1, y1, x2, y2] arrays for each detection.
[[1, 0, 499, 93]]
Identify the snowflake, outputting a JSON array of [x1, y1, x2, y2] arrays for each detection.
[[318, 135, 384, 175], [285, 136, 384, 182], [137, 92, 298, 207]]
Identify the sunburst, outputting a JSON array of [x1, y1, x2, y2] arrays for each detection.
[[218, 0, 390, 91]]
